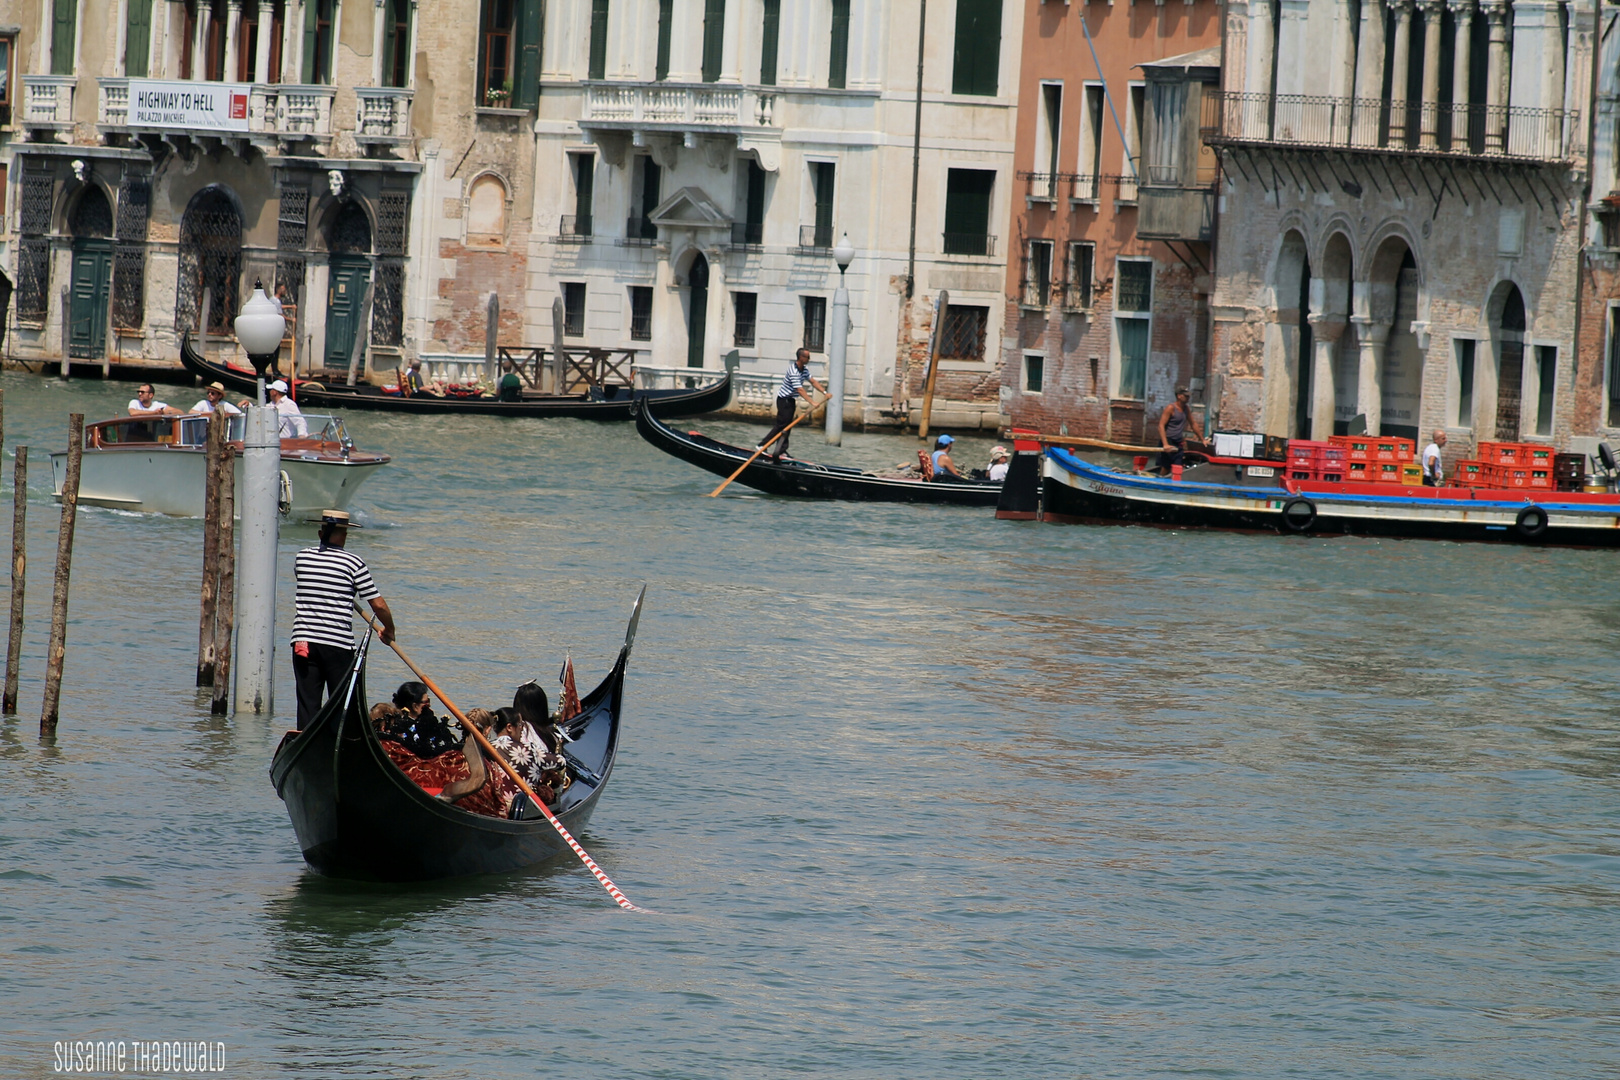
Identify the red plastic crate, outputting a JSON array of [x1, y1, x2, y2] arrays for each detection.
[[1499, 466, 1532, 489], [1521, 444, 1554, 469], [1477, 441, 1526, 466], [1454, 459, 1488, 485], [1373, 460, 1405, 483], [1345, 460, 1372, 482], [1329, 435, 1373, 462], [1528, 468, 1553, 490], [1374, 437, 1416, 462]]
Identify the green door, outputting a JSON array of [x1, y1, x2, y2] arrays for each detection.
[[68, 239, 113, 359], [325, 257, 370, 368]]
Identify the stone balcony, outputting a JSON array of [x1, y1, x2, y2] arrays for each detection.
[[354, 87, 413, 148], [97, 78, 337, 150], [21, 75, 76, 138], [580, 83, 776, 131]]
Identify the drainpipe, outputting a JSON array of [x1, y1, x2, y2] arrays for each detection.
[[907, 0, 926, 299]]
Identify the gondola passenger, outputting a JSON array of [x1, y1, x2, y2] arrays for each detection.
[[490, 706, 568, 807]]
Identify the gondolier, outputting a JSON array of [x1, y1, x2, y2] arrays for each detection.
[[292, 510, 396, 730], [757, 348, 826, 461]]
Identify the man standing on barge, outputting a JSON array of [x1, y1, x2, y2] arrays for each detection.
[[1422, 430, 1447, 486]]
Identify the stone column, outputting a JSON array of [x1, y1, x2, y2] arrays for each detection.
[[193, 2, 212, 80], [719, 0, 742, 83], [284, 0, 305, 84], [1352, 318, 1391, 435], [224, 0, 244, 83], [1388, 0, 1415, 145], [371, 0, 387, 85], [1449, 0, 1475, 151], [1418, 0, 1445, 148], [255, 0, 274, 82], [1308, 315, 1347, 441], [1352, 0, 1387, 145], [1245, 0, 1276, 139], [1484, 0, 1510, 151]]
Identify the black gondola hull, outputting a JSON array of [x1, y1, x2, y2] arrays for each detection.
[[634, 398, 1002, 505], [270, 630, 629, 881], [182, 334, 731, 420]]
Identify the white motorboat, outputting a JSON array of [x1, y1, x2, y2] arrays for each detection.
[[50, 412, 390, 519]]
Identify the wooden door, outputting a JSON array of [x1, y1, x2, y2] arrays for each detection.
[[324, 257, 370, 369], [68, 239, 112, 359]]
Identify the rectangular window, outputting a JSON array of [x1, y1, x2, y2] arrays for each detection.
[[239, 2, 260, 81], [656, 0, 673, 80], [629, 286, 652, 341], [828, 0, 850, 89], [589, 0, 610, 80], [1120, 83, 1145, 200], [1146, 81, 1187, 185], [803, 296, 828, 352], [940, 305, 989, 361], [1610, 307, 1620, 427], [384, 0, 411, 86], [1068, 242, 1095, 310], [1116, 260, 1153, 313], [305, 0, 336, 84], [479, 0, 539, 106], [125, 0, 153, 77], [1025, 240, 1053, 307], [702, 0, 726, 82], [1031, 82, 1061, 198], [807, 161, 835, 249], [0, 37, 14, 123], [52, 0, 77, 75], [951, 0, 1001, 96], [572, 153, 595, 237], [1115, 260, 1153, 400], [563, 283, 587, 336], [734, 291, 758, 347], [1456, 337, 1475, 427], [1025, 353, 1044, 393], [943, 168, 995, 256], [760, 0, 780, 86], [1536, 344, 1556, 437], [0, 165, 7, 225], [632, 155, 660, 239], [1074, 84, 1104, 200]]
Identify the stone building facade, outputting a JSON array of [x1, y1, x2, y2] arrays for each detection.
[[523, 0, 1021, 429], [1575, 1, 1620, 444], [999, 2, 1222, 444], [1208, 0, 1595, 465]]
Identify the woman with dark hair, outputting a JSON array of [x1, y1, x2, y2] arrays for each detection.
[[380, 681, 460, 758], [504, 681, 571, 807]]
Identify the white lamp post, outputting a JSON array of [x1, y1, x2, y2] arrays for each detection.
[[232, 282, 286, 715], [826, 234, 855, 445]]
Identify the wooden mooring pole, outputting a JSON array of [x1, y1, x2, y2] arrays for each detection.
[[210, 437, 237, 716], [4, 446, 26, 715], [41, 414, 83, 735], [196, 412, 226, 686]]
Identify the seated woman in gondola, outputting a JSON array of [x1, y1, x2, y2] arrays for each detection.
[[490, 706, 569, 808], [371, 701, 489, 803]]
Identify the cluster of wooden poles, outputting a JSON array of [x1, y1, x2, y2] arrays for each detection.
[[195, 411, 238, 715]]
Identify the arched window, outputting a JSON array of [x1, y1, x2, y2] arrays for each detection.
[[466, 175, 507, 246], [328, 200, 373, 254], [175, 187, 243, 334], [69, 187, 113, 238]]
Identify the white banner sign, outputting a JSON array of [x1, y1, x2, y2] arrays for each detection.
[[128, 80, 251, 132]]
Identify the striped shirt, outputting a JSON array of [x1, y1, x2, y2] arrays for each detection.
[[777, 362, 812, 399], [292, 545, 380, 649]]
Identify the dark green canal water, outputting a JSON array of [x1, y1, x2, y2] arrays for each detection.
[[1, 373, 1616, 1078]]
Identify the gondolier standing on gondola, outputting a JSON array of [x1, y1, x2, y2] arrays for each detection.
[[756, 348, 827, 461], [292, 510, 396, 729]]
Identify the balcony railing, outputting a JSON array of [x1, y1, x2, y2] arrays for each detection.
[[799, 224, 833, 251], [943, 232, 996, 257], [1060, 281, 1093, 313], [580, 83, 777, 130], [354, 87, 413, 145], [730, 221, 763, 249], [1021, 275, 1053, 309], [558, 214, 593, 242], [622, 215, 659, 244], [1070, 173, 1101, 203], [1114, 173, 1140, 204], [97, 78, 336, 143], [1022, 171, 1061, 201], [23, 75, 76, 133], [1201, 89, 1577, 163]]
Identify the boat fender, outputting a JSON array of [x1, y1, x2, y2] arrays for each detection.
[[1279, 496, 1317, 533], [278, 470, 293, 515], [1514, 504, 1549, 540]]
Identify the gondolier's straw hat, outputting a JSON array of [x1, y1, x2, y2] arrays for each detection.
[[318, 509, 361, 529]]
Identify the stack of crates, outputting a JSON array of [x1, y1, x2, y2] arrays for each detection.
[[1287, 440, 1348, 483], [1455, 442, 1555, 490], [1331, 435, 1415, 484], [1554, 452, 1587, 492]]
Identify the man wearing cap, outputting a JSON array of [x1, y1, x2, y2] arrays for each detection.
[[190, 382, 242, 416], [930, 434, 965, 480], [987, 446, 1011, 482], [266, 380, 307, 437], [1156, 386, 1207, 476], [292, 510, 395, 729]]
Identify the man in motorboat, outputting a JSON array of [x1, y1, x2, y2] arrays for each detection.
[[128, 384, 180, 417], [242, 380, 309, 437], [1157, 386, 1208, 476], [986, 446, 1011, 482], [291, 509, 396, 729], [190, 382, 242, 416]]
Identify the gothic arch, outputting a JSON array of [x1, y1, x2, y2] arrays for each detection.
[[175, 185, 244, 333], [66, 182, 115, 238]]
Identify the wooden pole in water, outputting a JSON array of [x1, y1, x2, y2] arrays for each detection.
[[196, 411, 226, 686], [4, 446, 25, 715], [41, 414, 83, 735], [346, 280, 375, 388], [211, 440, 237, 716], [917, 290, 949, 441]]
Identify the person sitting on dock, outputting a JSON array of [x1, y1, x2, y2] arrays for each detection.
[[497, 359, 524, 402], [1156, 387, 1207, 476], [128, 384, 180, 417], [190, 382, 242, 417], [1422, 430, 1447, 486], [987, 446, 1011, 482], [757, 348, 826, 461], [931, 435, 965, 480]]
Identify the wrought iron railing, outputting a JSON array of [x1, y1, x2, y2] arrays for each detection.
[[942, 232, 996, 257], [1070, 173, 1101, 202], [558, 214, 593, 242], [1022, 171, 1061, 201], [623, 216, 659, 244], [731, 221, 764, 248], [1201, 89, 1576, 163], [799, 223, 833, 250]]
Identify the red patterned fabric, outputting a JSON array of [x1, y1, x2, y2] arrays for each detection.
[[379, 739, 521, 819], [559, 657, 581, 721], [917, 450, 934, 480]]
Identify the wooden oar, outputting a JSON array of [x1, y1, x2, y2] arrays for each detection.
[[706, 392, 829, 498], [353, 606, 653, 914]]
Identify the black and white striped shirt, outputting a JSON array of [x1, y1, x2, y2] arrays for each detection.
[[777, 362, 812, 399], [292, 545, 380, 649]]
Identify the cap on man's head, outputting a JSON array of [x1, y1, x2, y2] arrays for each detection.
[[1175, 385, 1190, 396], [990, 445, 1009, 460], [318, 509, 360, 529], [937, 434, 955, 446], [206, 381, 227, 393], [268, 379, 290, 393]]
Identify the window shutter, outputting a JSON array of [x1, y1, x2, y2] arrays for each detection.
[[828, 0, 849, 89], [383, 0, 399, 86], [302, 2, 319, 83], [589, 0, 609, 80], [125, 0, 152, 77], [951, 0, 1001, 97], [760, 0, 779, 86], [701, 0, 725, 83], [655, 0, 672, 80], [52, 0, 77, 75], [515, 0, 543, 108]]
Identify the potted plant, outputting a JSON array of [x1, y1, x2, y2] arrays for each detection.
[[485, 81, 512, 107]]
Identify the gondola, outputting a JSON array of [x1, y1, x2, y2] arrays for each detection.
[[181, 333, 732, 420], [269, 590, 642, 881], [634, 397, 1004, 505]]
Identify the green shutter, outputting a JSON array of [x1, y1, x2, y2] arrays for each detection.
[[575, 154, 594, 223], [701, 0, 725, 83], [746, 161, 765, 227], [589, 0, 609, 80], [302, 1, 319, 83], [125, 0, 152, 77], [759, 0, 779, 86], [951, 0, 1001, 97], [655, 0, 672, 80], [52, 0, 77, 75], [813, 162, 834, 236], [382, 0, 400, 87], [828, 0, 849, 89], [943, 168, 993, 254], [515, 0, 543, 108]]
